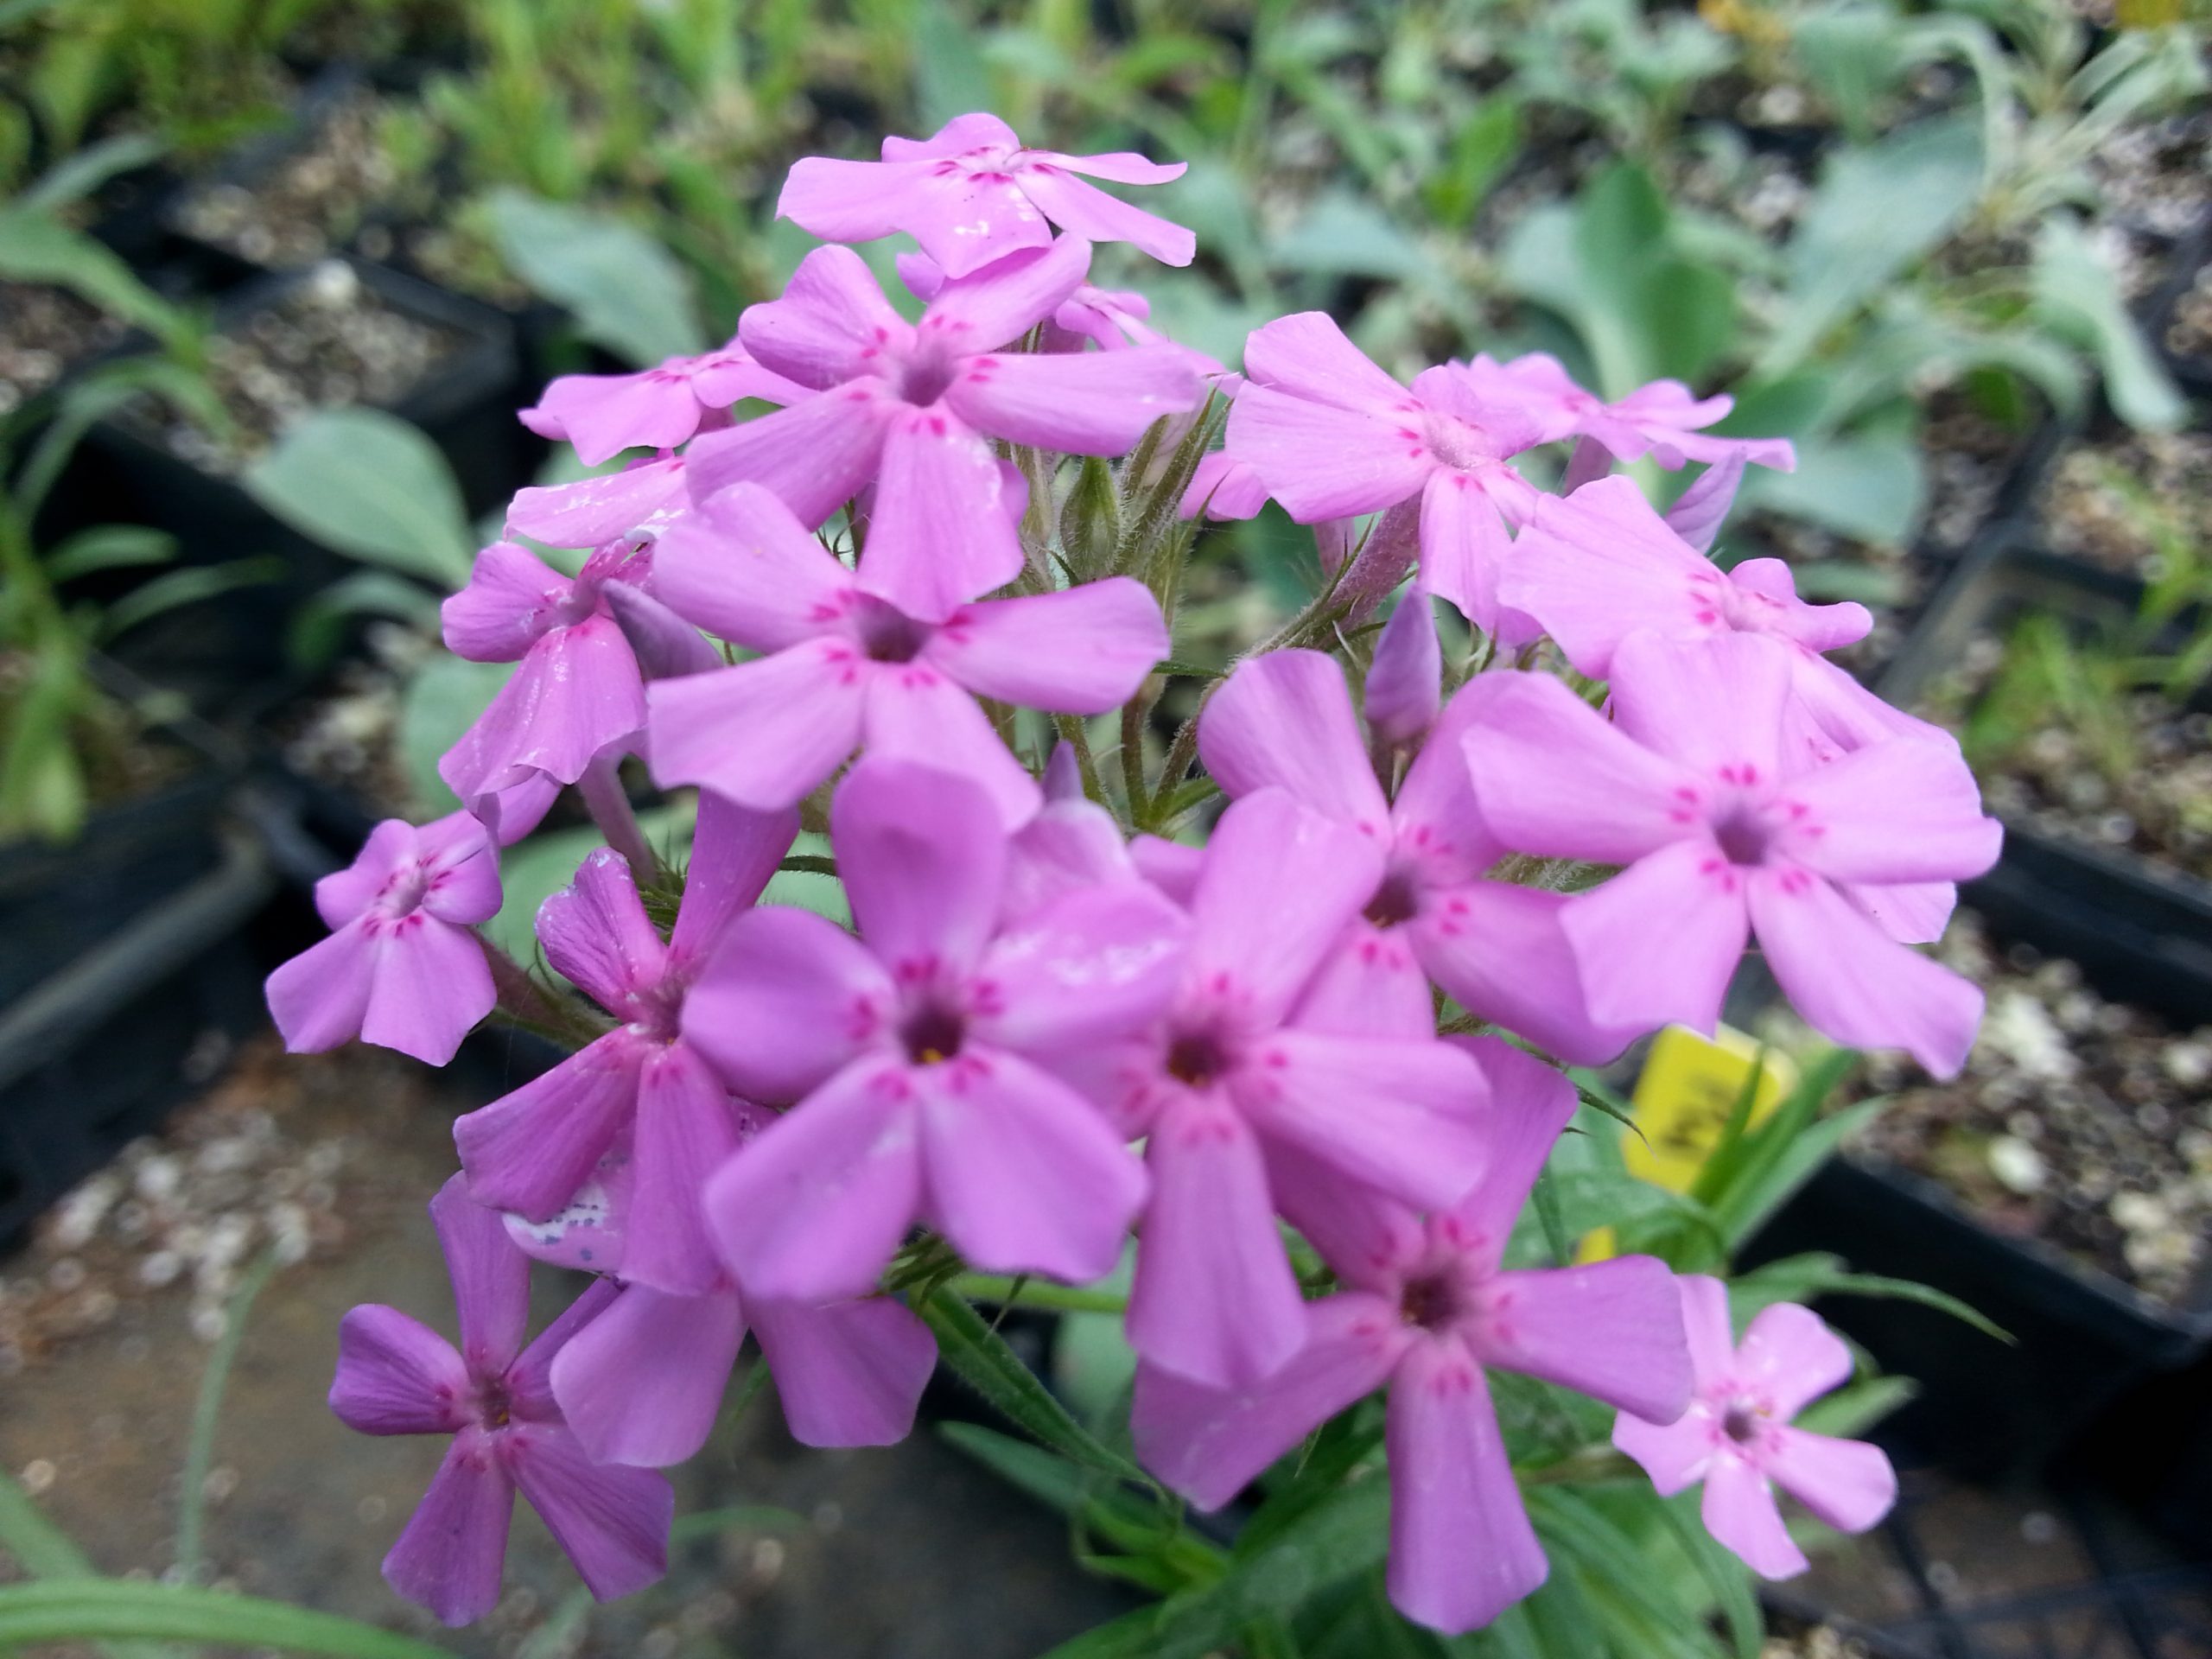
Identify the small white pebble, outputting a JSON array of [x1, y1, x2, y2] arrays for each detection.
[[1989, 1136, 2047, 1196], [20, 1459, 55, 1494]]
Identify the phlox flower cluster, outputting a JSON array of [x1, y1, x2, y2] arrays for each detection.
[[270, 113, 1996, 1633]]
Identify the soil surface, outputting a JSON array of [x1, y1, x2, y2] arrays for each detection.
[[169, 86, 401, 270], [0, 1037, 1131, 1659], [2038, 429, 2212, 580], [0, 285, 129, 416]]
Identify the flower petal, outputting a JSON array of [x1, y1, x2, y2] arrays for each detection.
[[439, 617, 646, 804], [1133, 1294, 1407, 1510], [505, 460, 688, 550], [1700, 1452, 1807, 1580], [537, 849, 667, 1013], [854, 410, 1026, 622], [737, 245, 914, 390], [382, 1433, 515, 1628], [265, 922, 375, 1055], [681, 906, 889, 1103], [1417, 468, 1517, 632], [1475, 1259, 1693, 1423], [683, 387, 892, 527], [1241, 312, 1413, 414], [360, 917, 496, 1066], [454, 1037, 645, 1223], [645, 640, 868, 812], [944, 346, 1200, 454], [1015, 166, 1196, 265], [925, 578, 1167, 713], [832, 754, 1008, 973], [922, 234, 1091, 348], [1613, 1408, 1719, 1497], [1414, 881, 1636, 1066], [550, 1284, 747, 1467], [1609, 631, 1789, 783], [1763, 1427, 1896, 1534], [649, 481, 855, 652], [429, 1173, 531, 1376], [1774, 738, 2001, 887], [1386, 1343, 1548, 1635], [668, 791, 800, 968], [1226, 383, 1430, 523], [625, 1044, 749, 1297], [976, 881, 1189, 1052], [1197, 650, 1390, 836], [1248, 1030, 1489, 1211], [861, 664, 1043, 831], [330, 1305, 469, 1436], [442, 543, 570, 664], [752, 1294, 938, 1448], [1737, 1300, 1854, 1418], [1440, 1036, 1579, 1265], [1562, 841, 1752, 1037], [1128, 1091, 1306, 1389], [506, 1424, 673, 1603], [704, 1060, 923, 1303]]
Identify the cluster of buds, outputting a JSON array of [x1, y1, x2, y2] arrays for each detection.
[[271, 112, 1998, 1632]]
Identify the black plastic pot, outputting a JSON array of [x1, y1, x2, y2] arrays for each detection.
[[77, 256, 522, 714], [2145, 210, 2212, 401], [0, 720, 274, 1252]]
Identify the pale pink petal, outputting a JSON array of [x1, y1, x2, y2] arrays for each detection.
[[442, 543, 572, 663], [266, 922, 375, 1054], [1497, 478, 1714, 677], [360, 917, 497, 1065], [921, 234, 1090, 349], [687, 346, 810, 410], [1227, 383, 1432, 523], [1679, 1272, 1739, 1383], [775, 156, 938, 247], [680, 906, 890, 1103], [644, 640, 868, 811], [1187, 790, 1386, 1027], [313, 820, 414, 928], [1417, 468, 1517, 631], [682, 387, 893, 526], [1129, 834, 1202, 906], [439, 616, 646, 803], [751, 1295, 937, 1448], [1565, 842, 1751, 1035], [1265, 1142, 1426, 1292], [1133, 1294, 1408, 1509], [505, 459, 688, 550], [881, 111, 1021, 162], [1001, 794, 1137, 919], [537, 848, 667, 1012], [1773, 739, 2002, 887], [861, 665, 1042, 830], [625, 1044, 748, 1297], [600, 579, 721, 681], [417, 815, 503, 929], [478, 772, 561, 849], [505, 1425, 672, 1602], [330, 1305, 469, 1435], [504, 1154, 631, 1277], [855, 411, 1026, 621], [1366, 595, 1441, 747], [1289, 921, 1433, 1039], [1388, 687, 1508, 884], [550, 1285, 746, 1467], [1665, 454, 1748, 553], [383, 1433, 515, 1627], [1609, 631, 1789, 782], [1198, 650, 1391, 836], [1457, 671, 1702, 864], [1737, 1300, 1854, 1418], [1844, 880, 1956, 944], [895, 168, 1052, 281], [1414, 882, 1637, 1066], [1012, 166, 1195, 265], [1612, 1408, 1719, 1497], [1033, 148, 1186, 186], [505, 1278, 620, 1410], [945, 346, 1201, 453], [917, 1047, 1147, 1284], [976, 881, 1189, 1052], [1701, 1452, 1807, 1579], [1128, 1091, 1306, 1389], [454, 1035, 646, 1222], [737, 245, 914, 391], [1386, 1343, 1548, 1635], [1241, 313, 1414, 414], [521, 368, 703, 465], [1763, 1428, 1896, 1534], [1440, 1036, 1579, 1262], [1749, 864, 1983, 1077], [650, 481, 855, 651], [1182, 451, 1268, 520], [1726, 558, 1872, 652], [424, 1173, 531, 1376], [1784, 652, 1948, 768], [926, 578, 1166, 712], [1475, 1259, 1692, 1423], [703, 1060, 922, 1302], [668, 791, 800, 967], [1247, 1030, 1489, 1210], [832, 754, 1007, 972]]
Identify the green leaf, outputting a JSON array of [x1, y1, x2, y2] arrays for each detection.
[[0, 208, 192, 348], [918, 1289, 1148, 1485], [1739, 431, 1926, 546], [43, 526, 176, 582], [485, 189, 705, 368], [396, 657, 511, 815], [2030, 215, 2185, 433], [0, 1580, 456, 1658], [243, 410, 474, 588], [1796, 1266, 2011, 1344], [94, 557, 283, 644], [1761, 118, 1984, 373], [1794, 1373, 1916, 1441], [177, 1248, 282, 1577], [1428, 99, 1522, 231], [21, 133, 166, 213]]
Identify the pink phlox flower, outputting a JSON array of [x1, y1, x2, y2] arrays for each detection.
[[1224, 315, 1549, 632], [1364, 593, 1443, 749], [894, 248, 1172, 358], [1462, 352, 1796, 475], [519, 342, 808, 465], [1615, 1275, 1897, 1580], [438, 537, 714, 816], [779, 111, 1194, 279], [1133, 1039, 1692, 1635], [1459, 633, 2003, 1075], [505, 1142, 935, 1469], [454, 794, 798, 1299], [1501, 476, 1872, 679], [1198, 647, 1634, 1065], [685, 236, 1203, 620], [1049, 786, 1495, 1390], [329, 1176, 671, 1626], [265, 810, 500, 1066], [645, 482, 1168, 830], [690, 758, 1186, 1304]]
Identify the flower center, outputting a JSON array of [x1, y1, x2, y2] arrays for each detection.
[[473, 1376, 514, 1430], [378, 862, 431, 918], [900, 999, 965, 1066], [850, 594, 933, 664], [897, 343, 959, 407], [1424, 411, 1501, 473], [1165, 1026, 1233, 1090], [1711, 805, 1771, 867], [1364, 865, 1421, 929], [1721, 1400, 1764, 1445], [1400, 1270, 1465, 1332]]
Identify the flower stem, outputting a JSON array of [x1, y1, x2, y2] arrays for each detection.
[[578, 753, 658, 877]]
